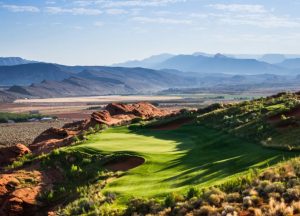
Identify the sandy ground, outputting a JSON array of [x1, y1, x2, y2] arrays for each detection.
[[14, 95, 182, 103]]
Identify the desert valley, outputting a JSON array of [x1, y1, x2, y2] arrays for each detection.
[[2, 0, 300, 215]]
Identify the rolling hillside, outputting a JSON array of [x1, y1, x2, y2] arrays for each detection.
[[1, 93, 300, 215], [0, 63, 70, 85], [7, 67, 196, 97]]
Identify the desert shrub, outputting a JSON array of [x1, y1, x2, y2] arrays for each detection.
[[222, 205, 238, 216], [208, 194, 222, 206], [96, 203, 122, 216], [268, 197, 293, 216], [131, 117, 143, 124], [197, 103, 224, 115], [226, 192, 241, 203], [8, 153, 34, 169], [72, 135, 80, 143], [292, 201, 300, 214], [265, 182, 285, 194], [193, 205, 217, 216], [39, 189, 55, 202], [187, 187, 200, 199], [102, 124, 109, 130], [125, 198, 161, 215], [63, 197, 96, 215], [283, 186, 300, 202], [88, 127, 95, 134], [243, 196, 252, 208], [70, 164, 82, 176], [250, 195, 261, 207], [165, 192, 185, 208], [202, 188, 225, 207]]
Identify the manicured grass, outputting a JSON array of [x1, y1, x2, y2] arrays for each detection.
[[72, 123, 298, 203]]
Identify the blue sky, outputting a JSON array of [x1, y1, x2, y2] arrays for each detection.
[[0, 0, 300, 65]]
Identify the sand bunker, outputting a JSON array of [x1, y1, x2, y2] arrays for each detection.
[[105, 156, 145, 171]]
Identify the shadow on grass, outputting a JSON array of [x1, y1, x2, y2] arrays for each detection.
[[130, 122, 299, 187]]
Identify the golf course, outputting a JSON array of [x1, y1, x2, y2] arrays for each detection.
[[72, 121, 298, 203]]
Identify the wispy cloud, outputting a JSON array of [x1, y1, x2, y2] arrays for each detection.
[[208, 4, 267, 14], [106, 8, 127, 15], [46, 7, 102, 15], [132, 16, 192, 25], [2, 4, 40, 12], [220, 14, 300, 28], [205, 3, 300, 28]]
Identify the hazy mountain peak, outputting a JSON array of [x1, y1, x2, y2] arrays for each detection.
[[0, 57, 38, 66], [260, 54, 286, 64], [214, 53, 228, 59]]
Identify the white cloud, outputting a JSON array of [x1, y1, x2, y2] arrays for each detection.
[[132, 16, 192, 25], [106, 8, 127, 15], [46, 7, 102, 15], [2, 4, 40, 12], [208, 4, 267, 14], [220, 14, 300, 28]]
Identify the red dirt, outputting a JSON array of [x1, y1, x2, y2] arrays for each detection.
[[152, 117, 193, 130], [105, 156, 145, 171]]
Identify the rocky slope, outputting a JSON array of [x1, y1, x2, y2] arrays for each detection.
[[0, 102, 173, 215]]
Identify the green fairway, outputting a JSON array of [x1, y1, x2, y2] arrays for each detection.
[[72, 123, 298, 202]]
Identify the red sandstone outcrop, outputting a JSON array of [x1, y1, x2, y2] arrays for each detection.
[[0, 171, 42, 215], [106, 102, 166, 118], [0, 144, 31, 167]]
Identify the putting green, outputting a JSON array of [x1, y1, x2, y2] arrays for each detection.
[[72, 123, 298, 202]]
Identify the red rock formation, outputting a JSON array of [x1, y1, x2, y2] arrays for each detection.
[[0, 171, 42, 215], [106, 102, 166, 118], [32, 128, 70, 144], [0, 144, 31, 166]]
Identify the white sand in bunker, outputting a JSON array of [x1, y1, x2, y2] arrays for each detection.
[[14, 95, 182, 103]]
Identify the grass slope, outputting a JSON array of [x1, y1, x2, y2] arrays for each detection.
[[197, 92, 300, 149], [71, 122, 297, 203]]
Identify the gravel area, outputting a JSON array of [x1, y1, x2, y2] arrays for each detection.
[[0, 121, 69, 147]]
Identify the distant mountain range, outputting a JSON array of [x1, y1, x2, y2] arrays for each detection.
[[4, 66, 196, 98], [277, 58, 300, 69], [0, 63, 70, 86], [1, 53, 300, 102], [114, 53, 300, 74]]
